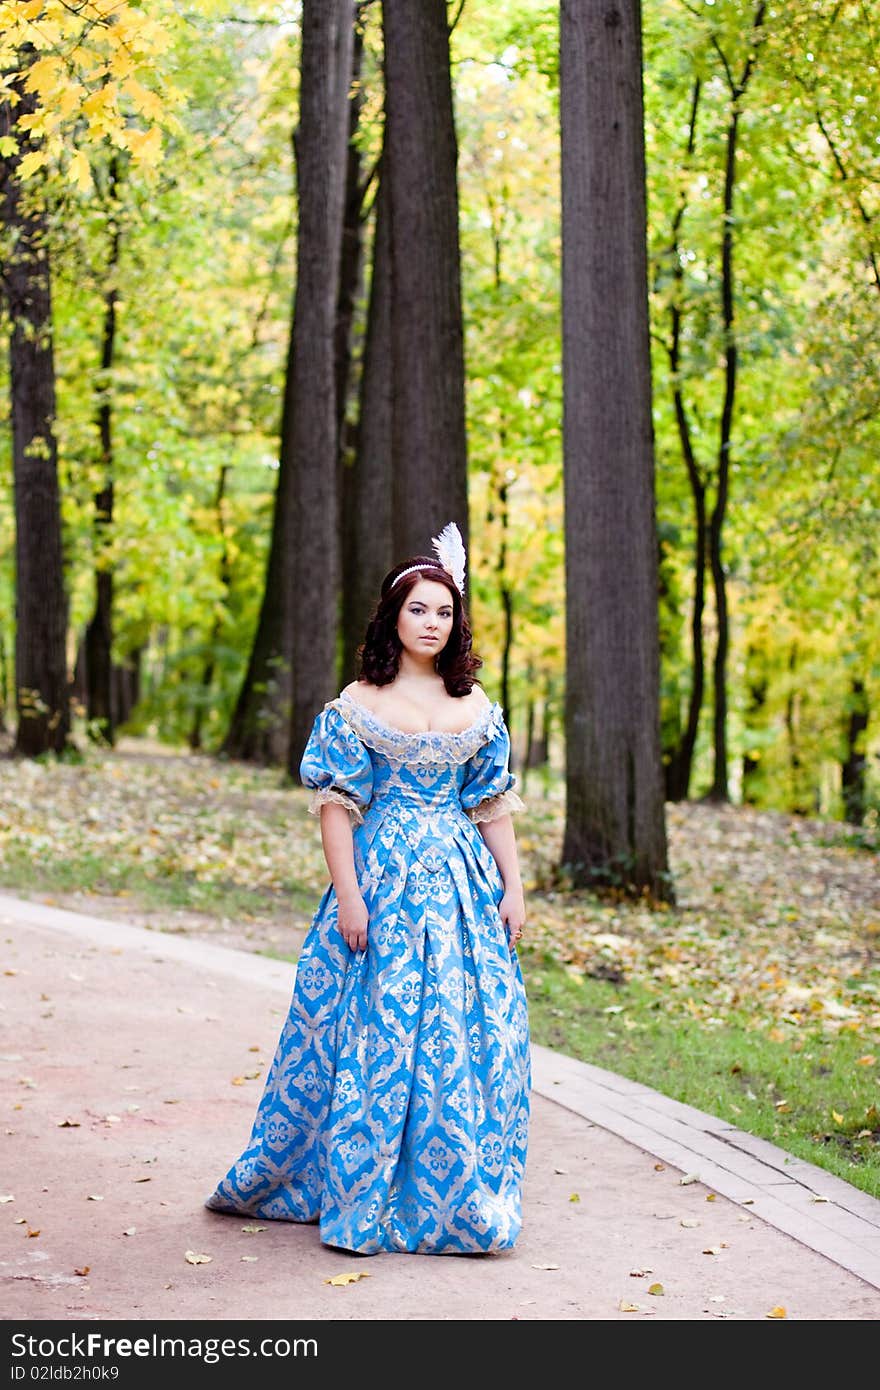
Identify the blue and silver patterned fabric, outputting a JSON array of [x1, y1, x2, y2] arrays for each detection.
[[205, 691, 531, 1255]]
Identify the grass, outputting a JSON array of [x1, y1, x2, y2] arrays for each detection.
[[524, 956, 880, 1197], [1, 733, 878, 1197]]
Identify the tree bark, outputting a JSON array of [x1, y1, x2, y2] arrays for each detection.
[[0, 52, 70, 756], [560, 0, 671, 900], [383, 0, 469, 562], [662, 79, 706, 803], [286, 0, 355, 772], [841, 676, 868, 826], [84, 158, 121, 748], [190, 463, 232, 752], [705, 5, 766, 801], [225, 3, 354, 767], [343, 153, 394, 684]]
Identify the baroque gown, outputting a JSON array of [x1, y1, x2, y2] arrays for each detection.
[[205, 689, 531, 1255]]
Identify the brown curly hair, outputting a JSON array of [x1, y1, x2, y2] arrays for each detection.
[[357, 557, 483, 695]]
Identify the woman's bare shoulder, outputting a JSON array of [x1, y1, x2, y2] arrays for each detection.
[[467, 683, 492, 710], [340, 679, 379, 711]]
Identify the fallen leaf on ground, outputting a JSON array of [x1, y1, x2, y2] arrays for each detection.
[[653, 1163, 665, 1171], [86, 1195, 104, 1202], [810, 1195, 828, 1203], [184, 1251, 212, 1265], [618, 1300, 640, 1312], [856, 1055, 876, 1066], [679, 1173, 699, 1185], [568, 1193, 580, 1203], [706, 1194, 717, 1202], [14, 1218, 26, 1225], [647, 1283, 664, 1296], [74, 1267, 90, 1277], [57, 1119, 80, 1128], [324, 1271, 370, 1286], [702, 1246, 725, 1255], [766, 1306, 787, 1319], [27, 1228, 40, 1238]]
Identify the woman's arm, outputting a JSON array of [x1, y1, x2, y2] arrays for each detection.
[[477, 814, 526, 944], [319, 802, 369, 951]]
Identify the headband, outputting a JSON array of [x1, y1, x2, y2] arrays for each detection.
[[390, 522, 467, 596]]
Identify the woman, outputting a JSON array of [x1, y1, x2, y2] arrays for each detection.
[[206, 524, 531, 1255]]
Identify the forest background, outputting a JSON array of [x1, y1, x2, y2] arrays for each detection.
[[1, 0, 878, 1197]]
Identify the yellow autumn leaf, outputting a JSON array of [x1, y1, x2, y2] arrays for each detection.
[[324, 1271, 370, 1286], [832, 1110, 844, 1125], [24, 56, 64, 98], [647, 1283, 664, 1296], [568, 1192, 580, 1203], [766, 1306, 787, 1319], [122, 76, 164, 122], [184, 1250, 212, 1265], [17, 149, 46, 180], [124, 125, 162, 167], [856, 1055, 876, 1066]]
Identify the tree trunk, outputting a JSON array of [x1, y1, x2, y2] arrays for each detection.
[[286, 0, 355, 772], [841, 676, 868, 826], [113, 647, 141, 729], [225, 4, 354, 767], [190, 463, 231, 752], [343, 153, 394, 684], [560, 0, 671, 901], [84, 158, 121, 748], [663, 79, 705, 803], [383, 0, 469, 562], [705, 4, 766, 802], [741, 641, 767, 805], [0, 52, 70, 756]]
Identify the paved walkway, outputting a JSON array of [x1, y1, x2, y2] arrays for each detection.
[[2, 892, 879, 1322]]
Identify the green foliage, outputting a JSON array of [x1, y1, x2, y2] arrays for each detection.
[[0, 0, 878, 815]]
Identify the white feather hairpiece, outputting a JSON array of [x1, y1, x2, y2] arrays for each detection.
[[431, 521, 466, 595], [389, 521, 467, 594]]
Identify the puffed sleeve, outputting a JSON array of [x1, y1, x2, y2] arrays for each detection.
[[459, 705, 525, 824], [299, 703, 373, 826]]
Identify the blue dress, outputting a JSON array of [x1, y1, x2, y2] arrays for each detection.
[[205, 690, 531, 1255]]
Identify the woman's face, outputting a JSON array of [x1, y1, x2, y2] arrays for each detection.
[[396, 579, 455, 662]]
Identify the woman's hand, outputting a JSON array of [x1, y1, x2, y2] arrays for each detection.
[[499, 888, 526, 951], [337, 892, 369, 952]]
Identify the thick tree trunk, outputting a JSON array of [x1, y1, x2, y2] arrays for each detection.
[[383, 0, 469, 562], [226, 4, 354, 767], [286, 0, 355, 772], [85, 160, 121, 748], [343, 156, 394, 684], [560, 0, 671, 900], [0, 55, 70, 756]]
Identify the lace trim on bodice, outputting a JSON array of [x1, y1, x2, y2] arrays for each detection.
[[329, 691, 503, 766]]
